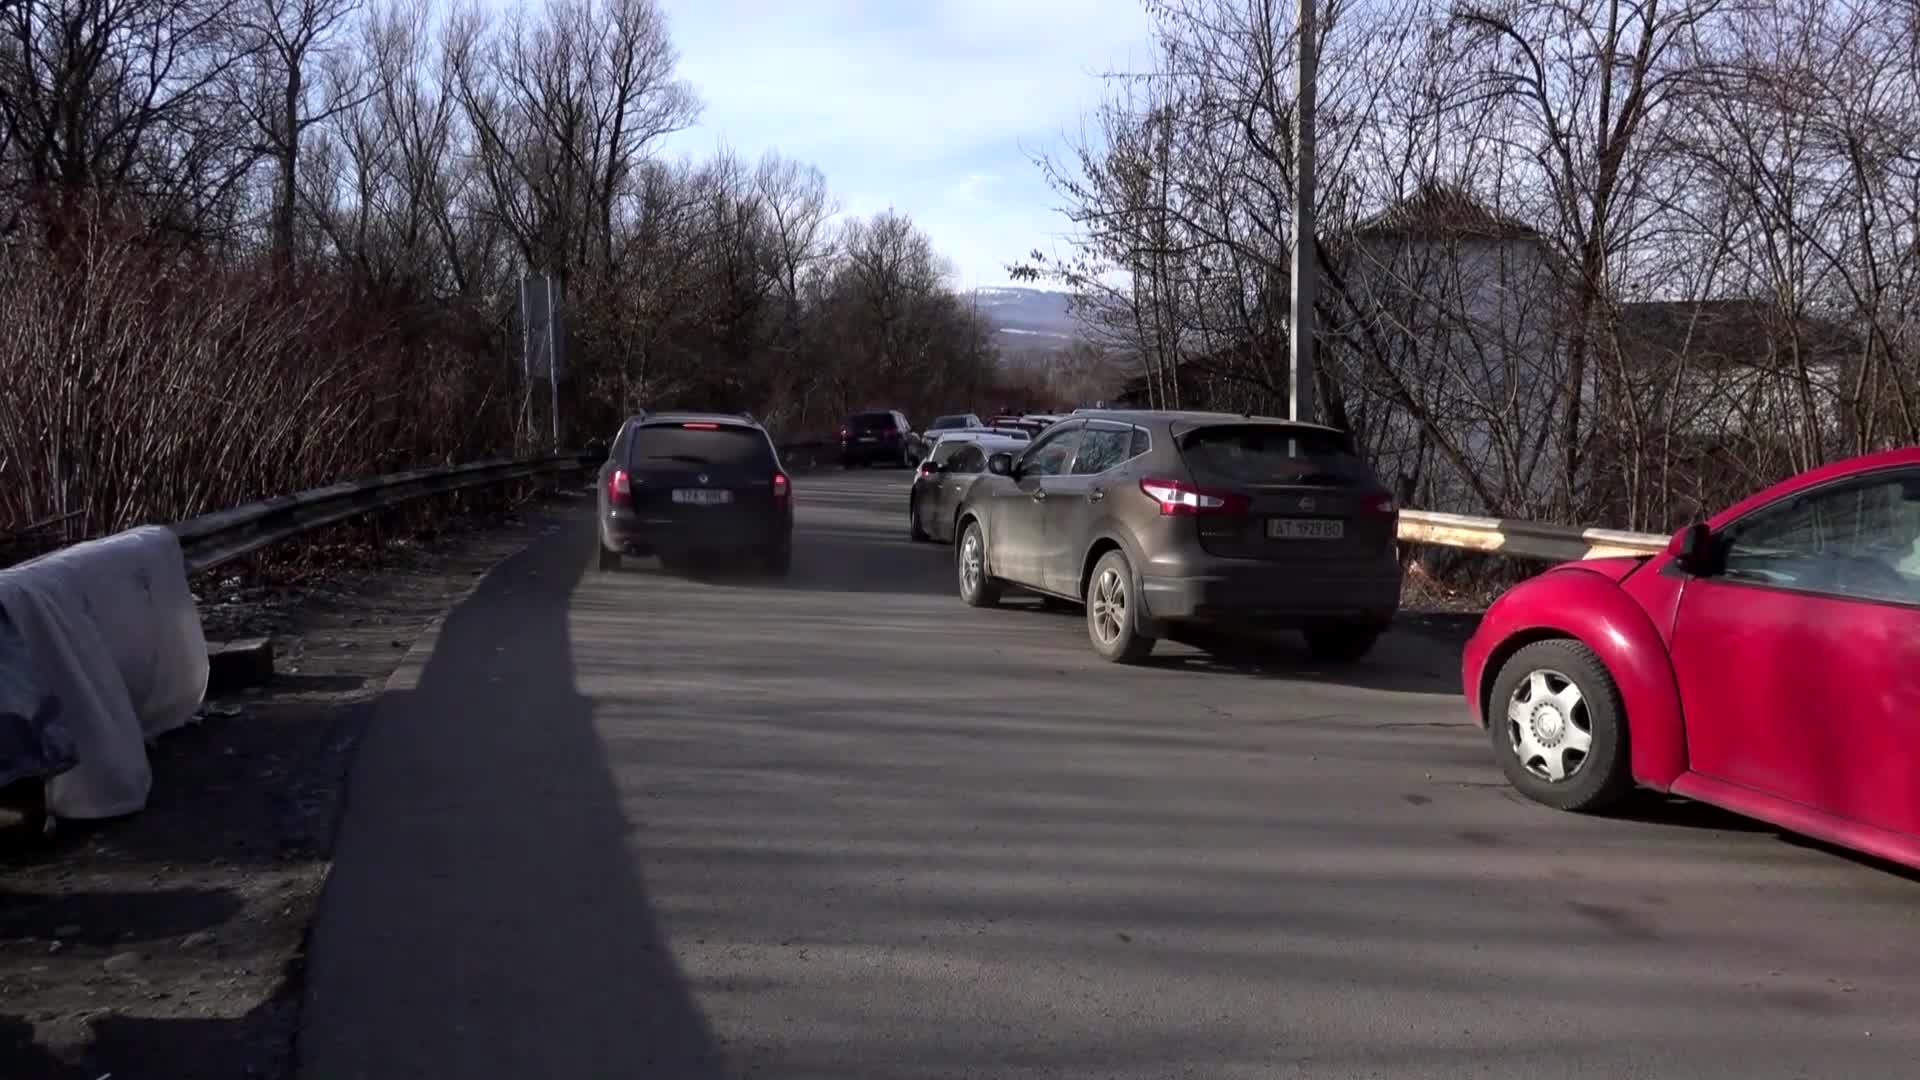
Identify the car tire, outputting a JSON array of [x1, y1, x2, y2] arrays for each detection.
[[1085, 550, 1155, 663], [1302, 622, 1383, 664], [956, 521, 1002, 607], [596, 544, 621, 573], [909, 501, 931, 542], [1488, 638, 1634, 813]]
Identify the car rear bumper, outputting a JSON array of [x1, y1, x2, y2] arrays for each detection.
[[841, 442, 904, 462], [1139, 559, 1402, 626], [602, 508, 789, 554]]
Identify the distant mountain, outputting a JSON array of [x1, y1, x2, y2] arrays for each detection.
[[969, 286, 1079, 353]]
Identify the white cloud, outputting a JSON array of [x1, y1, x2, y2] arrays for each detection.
[[656, 0, 1156, 289]]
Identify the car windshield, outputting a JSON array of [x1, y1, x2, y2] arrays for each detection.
[[629, 424, 771, 467], [1179, 425, 1375, 487], [847, 412, 897, 431]]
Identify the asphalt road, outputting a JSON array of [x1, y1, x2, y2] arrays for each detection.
[[298, 469, 1920, 1080]]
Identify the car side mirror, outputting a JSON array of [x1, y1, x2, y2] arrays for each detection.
[[1669, 522, 1717, 574], [986, 452, 1015, 477]]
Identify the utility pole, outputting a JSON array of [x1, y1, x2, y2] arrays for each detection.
[[1289, 0, 1318, 424]]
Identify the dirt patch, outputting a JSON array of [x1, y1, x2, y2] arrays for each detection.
[[0, 490, 590, 1079]]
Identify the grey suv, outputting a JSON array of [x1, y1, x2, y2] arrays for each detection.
[[951, 411, 1401, 663]]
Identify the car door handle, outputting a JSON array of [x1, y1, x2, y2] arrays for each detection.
[[1088, 488, 1105, 502], [1031, 489, 1047, 501]]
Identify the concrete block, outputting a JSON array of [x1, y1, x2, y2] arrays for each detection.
[[206, 638, 274, 694]]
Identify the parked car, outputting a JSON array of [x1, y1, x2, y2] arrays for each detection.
[[951, 410, 1402, 663], [909, 413, 986, 461], [839, 409, 915, 468], [908, 431, 1030, 543], [985, 415, 1056, 439], [595, 412, 794, 574], [926, 413, 984, 434], [1462, 446, 1920, 870]]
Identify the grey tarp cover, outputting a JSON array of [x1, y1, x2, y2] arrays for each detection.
[[0, 526, 208, 818]]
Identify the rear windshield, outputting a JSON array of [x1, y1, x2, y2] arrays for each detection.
[[847, 412, 897, 431], [629, 424, 772, 468], [1178, 425, 1375, 487], [929, 415, 973, 430]]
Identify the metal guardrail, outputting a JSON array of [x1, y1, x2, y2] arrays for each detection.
[[170, 451, 604, 575], [1398, 509, 1667, 562], [155, 438, 1668, 576]]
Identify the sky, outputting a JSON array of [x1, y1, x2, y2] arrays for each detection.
[[655, 0, 1159, 291]]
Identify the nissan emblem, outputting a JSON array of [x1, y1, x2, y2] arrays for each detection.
[[1298, 496, 1316, 512], [697, 473, 709, 485]]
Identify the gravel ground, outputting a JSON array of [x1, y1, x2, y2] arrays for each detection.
[[0, 491, 588, 1080]]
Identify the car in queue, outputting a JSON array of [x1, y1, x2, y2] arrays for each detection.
[[905, 413, 982, 462], [984, 415, 1057, 439], [908, 431, 1031, 543], [1462, 446, 1920, 871], [839, 409, 916, 468], [595, 412, 794, 575], [951, 411, 1402, 663]]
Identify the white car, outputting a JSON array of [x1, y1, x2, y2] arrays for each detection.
[[908, 431, 1031, 543]]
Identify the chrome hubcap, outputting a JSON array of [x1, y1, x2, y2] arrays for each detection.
[[960, 532, 982, 594], [1089, 567, 1126, 644], [1506, 669, 1592, 782]]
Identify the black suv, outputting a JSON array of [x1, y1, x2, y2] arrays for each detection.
[[839, 410, 915, 468], [595, 412, 794, 574], [951, 411, 1402, 663]]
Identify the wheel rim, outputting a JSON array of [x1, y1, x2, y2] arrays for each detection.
[[1505, 668, 1593, 782], [960, 530, 983, 595], [1089, 566, 1126, 645]]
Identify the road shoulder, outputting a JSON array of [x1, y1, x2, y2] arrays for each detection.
[[0, 494, 585, 1079]]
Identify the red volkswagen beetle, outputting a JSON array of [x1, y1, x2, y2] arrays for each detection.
[[1463, 447, 1920, 870]]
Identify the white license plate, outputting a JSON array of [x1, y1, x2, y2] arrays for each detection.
[[1267, 517, 1343, 540], [672, 489, 733, 505]]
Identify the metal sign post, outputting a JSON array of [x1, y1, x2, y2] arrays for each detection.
[[521, 273, 566, 452], [546, 275, 561, 451], [1289, 0, 1318, 425]]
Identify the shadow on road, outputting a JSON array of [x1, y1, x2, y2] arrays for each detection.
[[1144, 626, 1461, 696], [297, 512, 723, 1079], [631, 529, 956, 599]]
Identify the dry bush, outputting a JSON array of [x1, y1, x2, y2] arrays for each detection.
[[0, 206, 515, 549]]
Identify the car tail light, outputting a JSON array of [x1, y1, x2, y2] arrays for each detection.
[[1362, 493, 1398, 517], [607, 468, 632, 506], [1139, 476, 1250, 516], [682, 421, 719, 430], [772, 472, 790, 499], [839, 426, 851, 440], [916, 461, 937, 479]]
